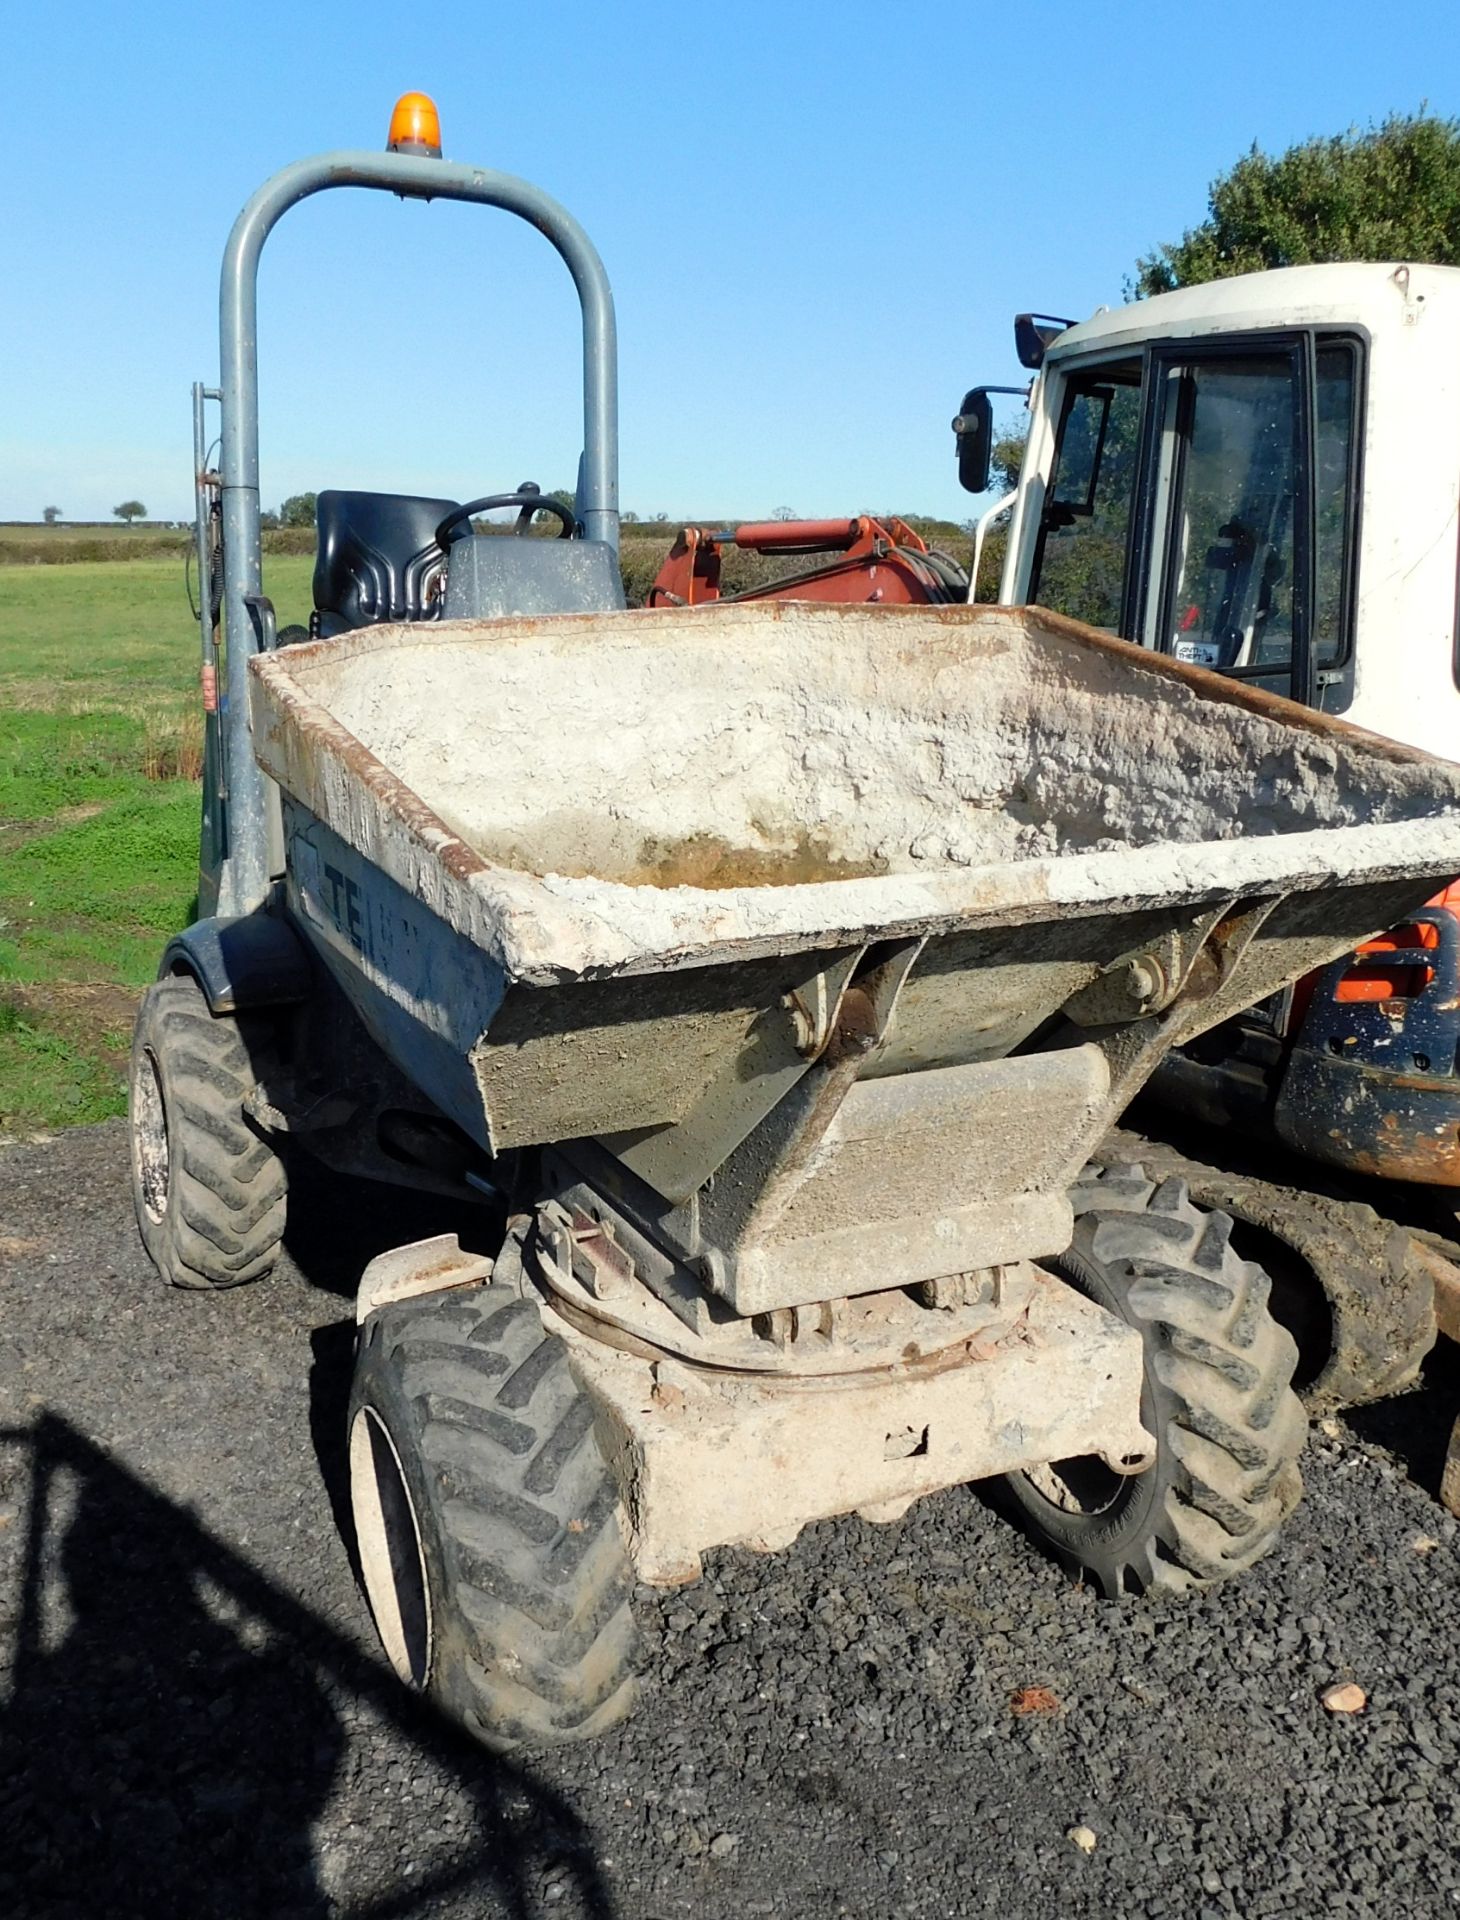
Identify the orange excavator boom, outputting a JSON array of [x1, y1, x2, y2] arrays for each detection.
[[648, 514, 967, 609]]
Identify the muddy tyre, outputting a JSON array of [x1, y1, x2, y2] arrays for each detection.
[[1002, 1164, 1305, 1597], [348, 1286, 639, 1750], [128, 975, 287, 1290]]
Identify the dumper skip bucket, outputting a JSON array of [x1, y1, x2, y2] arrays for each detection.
[[250, 600, 1460, 1312]]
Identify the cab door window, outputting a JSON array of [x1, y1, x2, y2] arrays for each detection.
[[1028, 336, 1360, 707], [1140, 340, 1359, 704], [1152, 353, 1304, 696], [1312, 344, 1359, 673], [1027, 363, 1142, 631]]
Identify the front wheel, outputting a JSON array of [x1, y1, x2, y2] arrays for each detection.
[[128, 975, 287, 1290], [348, 1286, 639, 1750], [1002, 1164, 1305, 1597]]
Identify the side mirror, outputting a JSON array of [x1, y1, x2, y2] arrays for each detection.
[[953, 390, 994, 495], [1014, 312, 1075, 370]]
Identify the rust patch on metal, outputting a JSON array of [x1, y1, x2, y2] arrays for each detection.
[[827, 983, 880, 1060], [1308, 1060, 1460, 1184], [1341, 1142, 1460, 1183], [608, 831, 889, 891], [566, 1206, 635, 1302]]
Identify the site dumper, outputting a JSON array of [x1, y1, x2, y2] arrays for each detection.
[[234, 597, 1460, 1744], [133, 105, 1460, 1752]]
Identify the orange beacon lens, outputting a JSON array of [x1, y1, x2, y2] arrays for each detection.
[[387, 93, 442, 158]]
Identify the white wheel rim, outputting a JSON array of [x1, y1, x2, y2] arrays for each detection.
[[133, 1047, 170, 1225], [350, 1405, 433, 1688]]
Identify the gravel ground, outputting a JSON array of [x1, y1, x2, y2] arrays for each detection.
[[3, 1120, 1460, 1920]]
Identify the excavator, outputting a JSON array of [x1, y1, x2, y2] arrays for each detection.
[[651, 265, 1460, 1510], [647, 512, 967, 608], [951, 268, 1460, 1511]]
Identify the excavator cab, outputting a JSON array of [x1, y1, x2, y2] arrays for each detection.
[[967, 279, 1460, 1187]]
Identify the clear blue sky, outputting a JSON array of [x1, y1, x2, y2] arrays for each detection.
[[3, 0, 1456, 526]]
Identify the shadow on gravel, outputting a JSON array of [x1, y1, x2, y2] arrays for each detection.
[[310, 1316, 368, 1577], [1344, 1337, 1460, 1504], [280, 1157, 502, 1580], [0, 1412, 616, 1920], [280, 1157, 498, 1304], [284, 1158, 510, 1583]]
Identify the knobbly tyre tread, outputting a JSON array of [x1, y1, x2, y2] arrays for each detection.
[[349, 1287, 639, 1750], [128, 975, 287, 1290], [1095, 1125, 1435, 1414], [1003, 1163, 1305, 1599]]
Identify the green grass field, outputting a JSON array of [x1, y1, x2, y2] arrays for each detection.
[[0, 555, 312, 1131]]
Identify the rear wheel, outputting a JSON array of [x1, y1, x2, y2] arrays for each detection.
[[1003, 1164, 1305, 1597], [348, 1286, 639, 1750], [128, 975, 287, 1290]]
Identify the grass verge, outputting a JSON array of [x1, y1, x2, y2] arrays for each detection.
[[0, 555, 312, 1132]]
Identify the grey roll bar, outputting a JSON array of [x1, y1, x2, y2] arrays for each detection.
[[215, 149, 619, 916]]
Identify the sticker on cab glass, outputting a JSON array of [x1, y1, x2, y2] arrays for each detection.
[[1174, 640, 1221, 667]]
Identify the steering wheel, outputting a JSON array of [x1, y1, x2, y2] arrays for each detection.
[[435, 490, 576, 547]]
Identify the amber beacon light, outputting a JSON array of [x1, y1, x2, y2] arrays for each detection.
[[386, 92, 443, 158]]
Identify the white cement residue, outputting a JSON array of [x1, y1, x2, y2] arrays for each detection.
[[254, 602, 1460, 979], [301, 604, 1460, 878]]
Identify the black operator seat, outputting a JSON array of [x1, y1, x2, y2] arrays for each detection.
[[312, 490, 459, 638]]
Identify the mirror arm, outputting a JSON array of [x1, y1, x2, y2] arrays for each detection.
[[965, 493, 1016, 606]]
